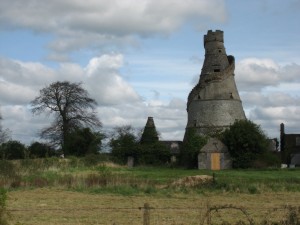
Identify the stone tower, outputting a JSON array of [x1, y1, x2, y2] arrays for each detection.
[[140, 117, 159, 144], [185, 30, 246, 136]]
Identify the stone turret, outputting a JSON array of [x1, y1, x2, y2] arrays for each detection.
[[185, 30, 246, 136], [140, 117, 159, 144]]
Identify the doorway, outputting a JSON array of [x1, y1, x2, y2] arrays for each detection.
[[211, 153, 220, 170]]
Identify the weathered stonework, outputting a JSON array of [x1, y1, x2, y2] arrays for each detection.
[[185, 30, 246, 136]]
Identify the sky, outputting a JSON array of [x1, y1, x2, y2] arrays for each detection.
[[0, 0, 300, 145]]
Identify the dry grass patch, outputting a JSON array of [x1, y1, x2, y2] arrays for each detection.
[[6, 188, 300, 225], [169, 175, 213, 188]]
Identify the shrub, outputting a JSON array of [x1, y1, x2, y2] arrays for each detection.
[[110, 126, 140, 164], [222, 120, 269, 168], [180, 128, 208, 168], [253, 152, 281, 168], [138, 142, 171, 165], [0, 140, 26, 160], [65, 128, 104, 157], [28, 142, 56, 158]]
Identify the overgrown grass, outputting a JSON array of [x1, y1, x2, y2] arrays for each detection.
[[1, 158, 300, 195], [0, 188, 8, 225]]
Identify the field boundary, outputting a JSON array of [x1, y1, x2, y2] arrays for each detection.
[[7, 203, 300, 225]]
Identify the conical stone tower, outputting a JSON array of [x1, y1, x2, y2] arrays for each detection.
[[185, 30, 246, 136], [140, 117, 159, 144]]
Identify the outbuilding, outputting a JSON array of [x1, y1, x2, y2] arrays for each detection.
[[198, 138, 232, 170]]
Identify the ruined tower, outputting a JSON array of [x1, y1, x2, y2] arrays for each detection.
[[185, 30, 246, 136]]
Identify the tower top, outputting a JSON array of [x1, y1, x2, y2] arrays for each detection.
[[145, 117, 155, 127], [204, 30, 224, 46]]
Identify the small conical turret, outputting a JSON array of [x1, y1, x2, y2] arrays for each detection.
[[185, 30, 246, 136], [140, 117, 159, 144]]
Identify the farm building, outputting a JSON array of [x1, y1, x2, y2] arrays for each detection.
[[280, 123, 300, 167], [198, 138, 232, 170]]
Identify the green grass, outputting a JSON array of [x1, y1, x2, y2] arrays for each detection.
[[1, 158, 300, 195]]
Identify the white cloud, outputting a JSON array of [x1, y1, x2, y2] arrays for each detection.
[[247, 106, 300, 138], [85, 54, 124, 75], [235, 58, 300, 139], [0, 81, 36, 105], [0, 0, 227, 34], [0, 0, 227, 59], [236, 58, 280, 91], [241, 92, 300, 108], [236, 58, 300, 92], [0, 54, 141, 106], [96, 99, 187, 141], [84, 54, 141, 105], [0, 54, 187, 144], [0, 57, 57, 86], [0, 54, 140, 144]]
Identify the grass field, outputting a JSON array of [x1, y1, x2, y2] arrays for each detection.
[[6, 189, 300, 225], [1, 158, 300, 224]]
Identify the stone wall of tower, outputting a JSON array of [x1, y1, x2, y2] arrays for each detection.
[[202, 30, 229, 75], [185, 30, 246, 136]]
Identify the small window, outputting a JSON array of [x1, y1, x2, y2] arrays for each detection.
[[214, 69, 220, 72], [171, 143, 179, 149], [219, 50, 222, 53]]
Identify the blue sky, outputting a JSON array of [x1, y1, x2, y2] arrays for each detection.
[[0, 0, 300, 145]]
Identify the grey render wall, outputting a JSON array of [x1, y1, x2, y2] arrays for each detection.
[[198, 138, 232, 169], [198, 152, 232, 169]]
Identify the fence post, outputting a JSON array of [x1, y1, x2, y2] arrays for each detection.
[[143, 203, 151, 225], [207, 202, 211, 225]]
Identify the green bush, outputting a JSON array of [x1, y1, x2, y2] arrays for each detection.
[[222, 120, 269, 168], [253, 152, 281, 168], [180, 128, 208, 168], [0, 140, 26, 160], [65, 128, 104, 157], [28, 142, 56, 158], [110, 126, 140, 164], [138, 142, 171, 165]]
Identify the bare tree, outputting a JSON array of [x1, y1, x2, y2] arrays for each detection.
[[0, 113, 10, 144], [31, 81, 101, 152]]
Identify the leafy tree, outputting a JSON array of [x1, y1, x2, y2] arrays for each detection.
[[0, 140, 26, 160], [110, 125, 172, 166], [28, 142, 56, 158], [138, 142, 171, 165], [222, 119, 269, 168], [31, 81, 101, 154], [65, 127, 104, 156], [110, 126, 140, 164], [180, 128, 208, 168]]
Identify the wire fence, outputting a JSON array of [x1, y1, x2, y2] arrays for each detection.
[[7, 203, 300, 225]]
